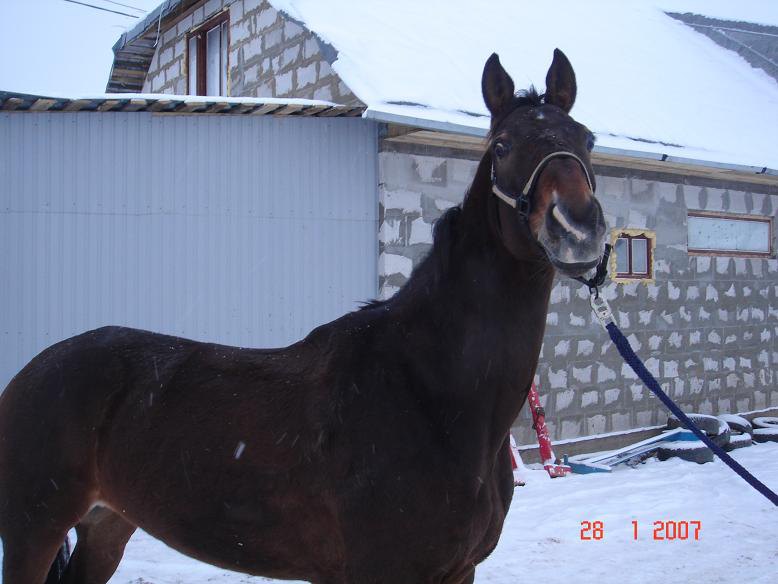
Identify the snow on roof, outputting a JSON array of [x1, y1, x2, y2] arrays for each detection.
[[56, 93, 338, 107], [270, 0, 778, 170], [654, 0, 778, 27]]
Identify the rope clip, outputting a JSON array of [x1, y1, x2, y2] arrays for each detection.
[[589, 288, 614, 329]]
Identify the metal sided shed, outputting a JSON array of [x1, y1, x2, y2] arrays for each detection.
[[0, 94, 378, 390]]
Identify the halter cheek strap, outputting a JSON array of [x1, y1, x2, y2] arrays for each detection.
[[491, 151, 594, 218]]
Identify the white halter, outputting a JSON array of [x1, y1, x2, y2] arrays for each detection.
[[491, 151, 594, 216]]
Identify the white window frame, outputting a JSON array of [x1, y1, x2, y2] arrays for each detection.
[[187, 13, 230, 97], [610, 228, 656, 283], [687, 211, 772, 258]]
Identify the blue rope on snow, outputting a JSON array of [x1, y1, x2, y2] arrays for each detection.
[[606, 321, 778, 507]]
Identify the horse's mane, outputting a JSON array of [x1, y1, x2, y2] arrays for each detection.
[[427, 205, 463, 276], [513, 86, 543, 108], [358, 298, 387, 311], [487, 86, 543, 140], [358, 206, 463, 312], [360, 85, 548, 315]]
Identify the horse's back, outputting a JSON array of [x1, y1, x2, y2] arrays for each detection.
[[0, 325, 195, 427]]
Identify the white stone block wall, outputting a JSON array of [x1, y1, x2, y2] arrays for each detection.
[[227, 0, 359, 102], [378, 145, 778, 446], [141, 0, 361, 104], [142, 0, 232, 95]]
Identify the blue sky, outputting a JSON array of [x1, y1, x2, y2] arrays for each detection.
[[1, 0, 161, 96]]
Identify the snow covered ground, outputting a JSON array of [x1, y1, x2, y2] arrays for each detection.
[[3, 441, 774, 583]]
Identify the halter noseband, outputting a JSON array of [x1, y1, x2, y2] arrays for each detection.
[[491, 151, 594, 219], [491, 149, 609, 289]]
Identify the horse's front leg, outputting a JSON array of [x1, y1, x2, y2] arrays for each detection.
[[445, 567, 475, 584]]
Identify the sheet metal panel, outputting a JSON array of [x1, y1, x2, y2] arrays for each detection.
[[0, 112, 378, 390]]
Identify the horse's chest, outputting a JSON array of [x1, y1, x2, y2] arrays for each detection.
[[449, 473, 512, 563], [355, 459, 512, 580]]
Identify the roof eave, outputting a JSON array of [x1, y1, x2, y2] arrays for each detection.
[[0, 91, 364, 117], [367, 107, 778, 184], [107, 0, 196, 93]]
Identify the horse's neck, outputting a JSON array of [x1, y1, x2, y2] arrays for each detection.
[[391, 170, 555, 460]]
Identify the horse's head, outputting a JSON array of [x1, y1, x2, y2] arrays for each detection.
[[481, 50, 606, 278]]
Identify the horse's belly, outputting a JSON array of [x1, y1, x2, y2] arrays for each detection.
[[145, 517, 325, 579], [97, 425, 344, 580], [102, 481, 342, 580]]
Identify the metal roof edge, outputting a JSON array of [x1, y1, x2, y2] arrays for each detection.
[[366, 107, 778, 178], [664, 153, 774, 176], [108, 1, 194, 93], [120, 0, 183, 48], [0, 91, 363, 117], [363, 108, 487, 138]]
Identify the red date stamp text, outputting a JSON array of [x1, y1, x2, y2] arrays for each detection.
[[580, 520, 702, 541]]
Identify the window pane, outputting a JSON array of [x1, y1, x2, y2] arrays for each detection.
[[688, 215, 770, 253], [615, 237, 629, 273], [631, 238, 648, 274], [206, 25, 221, 96], [221, 21, 228, 95], [188, 36, 198, 95]]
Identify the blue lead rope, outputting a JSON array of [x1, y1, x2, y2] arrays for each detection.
[[605, 319, 778, 507]]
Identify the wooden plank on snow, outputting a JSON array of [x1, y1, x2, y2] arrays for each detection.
[[63, 99, 93, 112], [148, 99, 173, 112], [29, 99, 57, 112], [273, 104, 304, 116], [231, 103, 257, 114], [204, 102, 231, 113], [300, 105, 331, 116], [97, 100, 121, 112], [178, 102, 207, 113], [1, 97, 24, 111], [318, 106, 352, 117], [249, 103, 284, 115], [121, 99, 148, 112]]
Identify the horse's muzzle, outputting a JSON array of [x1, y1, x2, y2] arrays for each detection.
[[539, 198, 606, 277], [548, 256, 601, 278]]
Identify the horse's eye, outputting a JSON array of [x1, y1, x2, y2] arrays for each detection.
[[494, 142, 510, 158], [586, 133, 596, 151]]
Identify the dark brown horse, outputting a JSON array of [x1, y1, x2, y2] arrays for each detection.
[[0, 50, 605, 584]]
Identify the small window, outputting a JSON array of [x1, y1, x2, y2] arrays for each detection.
[[613, 231, 654, 280], [187, 13, 229, 96], [687, 212, 772, 257]]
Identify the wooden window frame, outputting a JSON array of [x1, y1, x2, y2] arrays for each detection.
[[687, 210, 773, 258], [614, 232, 653, 280], [186, 11, 230, 96]]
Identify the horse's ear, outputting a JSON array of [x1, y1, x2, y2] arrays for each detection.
[[545, 48, 577, 113], [482, 53, 515, 120]]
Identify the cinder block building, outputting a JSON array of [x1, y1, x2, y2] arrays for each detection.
[[3, 0, 777, 449]]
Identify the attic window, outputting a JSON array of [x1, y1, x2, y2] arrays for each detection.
[[187, 12, 229, 96]]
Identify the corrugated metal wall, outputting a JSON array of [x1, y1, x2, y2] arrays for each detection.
[[0, 112, 378, 390]]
